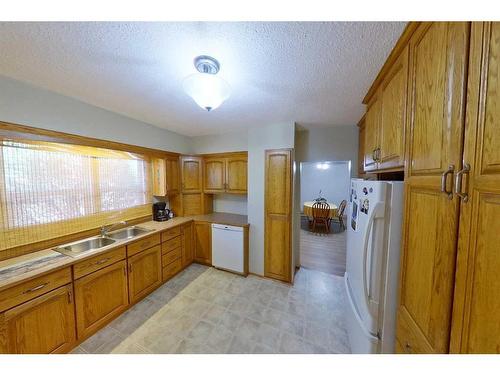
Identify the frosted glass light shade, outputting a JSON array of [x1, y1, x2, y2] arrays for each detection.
[[182, 73, 231, 111]]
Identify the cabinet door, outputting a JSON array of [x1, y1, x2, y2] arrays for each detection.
[[128, 245, 162, 304], [204, 158, 226, 193], [194, 222, 211, 265], [264, 149, 292, 283], [166, 157, 180, 195], [379, 46, 408, 170], [74, 260, 128, 340], [181, 156, 202, 193], [357, 117, 366, 176], [226, 157, 248, 194], [0, 284, 76, 354], [450, 22, 500, 354], [181, 223, 194, 267], [364, 96, 380, 171], [396, 22, 469, 354], [151, 158, 166, 196]]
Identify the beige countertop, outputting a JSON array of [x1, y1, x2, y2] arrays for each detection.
[[0, 213, 248, 292]]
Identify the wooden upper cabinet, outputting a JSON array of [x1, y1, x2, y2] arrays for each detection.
[[357, 116, 366, 176], [396, 22, 469, 354], [204, 158, 226, 193], [74, 260, 129, 340], [264, 149, 292, 283], [226, 156, 248, 194], [0, 284, 76, 354], [203, 153, 248, 194], [151, 158, 167, 196], [194, 221, 211, 265], [378, 45, 409, 170], [450, 22, 500, 354], [181, 156, 203, 193], [152, 156, 180, 196], [364, 96, 381, 172], [165, 157, 180, 195], [128, 245, 162, 304]]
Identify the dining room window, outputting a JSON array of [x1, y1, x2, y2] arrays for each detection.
[[0, 138, 152, 252]]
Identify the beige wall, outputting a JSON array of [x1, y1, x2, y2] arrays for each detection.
[[0, 75, 192, 154]]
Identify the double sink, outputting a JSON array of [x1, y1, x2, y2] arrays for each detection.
[[54, 226, 153, 257]]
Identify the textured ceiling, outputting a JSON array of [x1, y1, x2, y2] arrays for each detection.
[[0, 22, 406, 136]]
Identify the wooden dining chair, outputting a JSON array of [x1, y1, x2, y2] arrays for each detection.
[[330, 199, 347, 230], [311, 201, 331, 233]]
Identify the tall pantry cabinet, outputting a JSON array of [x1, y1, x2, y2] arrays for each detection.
[[389, 22, 500, 354]]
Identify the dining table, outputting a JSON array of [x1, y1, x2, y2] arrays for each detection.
[[303, 201, 338, 218]]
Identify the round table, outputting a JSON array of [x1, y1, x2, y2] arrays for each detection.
[[303, 201, 338, 218]]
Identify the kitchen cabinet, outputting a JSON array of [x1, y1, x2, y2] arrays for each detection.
[[152, 157, 180, 196], [203, 153, 248, 194], [357, 115, 366, 177], [378, 45, 408, 170], [264, 149, 292, 283], [194, 221, 211, 265], [362, 46, 408, 173], [449, 22, 500, 354], [363, 96, 381, 172], [127, 245, 162, 304], [0, 284, 76, 354], [181, 156, 203, 193], [396, 22, 469, 354], [74, 260, 129, 340], [181, 222, 194, 267]]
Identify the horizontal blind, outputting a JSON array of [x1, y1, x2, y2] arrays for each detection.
[[0, 138, 152, 252]]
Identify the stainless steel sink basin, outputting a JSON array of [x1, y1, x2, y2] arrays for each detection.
[[55, 236, 116, 257], [105, 226, 153, 240]]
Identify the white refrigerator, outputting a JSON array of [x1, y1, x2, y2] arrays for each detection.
[[344, 179, 404, 353]]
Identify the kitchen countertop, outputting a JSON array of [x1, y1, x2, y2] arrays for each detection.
[[0, 213, 248, 292]]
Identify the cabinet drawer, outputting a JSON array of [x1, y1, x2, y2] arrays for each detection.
[[162, 258, 182, 281], [73, 246, 126, 279], [161, 235, 181, 254], [127, 233, 161, 257], [162, 247, 181, 266], [161, 226, 181, 242], [0, 267, 72, 313]]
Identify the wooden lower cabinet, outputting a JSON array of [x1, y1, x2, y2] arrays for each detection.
[[128, 245, 162, 304], [264, 149, 292, 283], [74, 260, 129, 340], [194, 222, 211, 265], [182, 222, 194, 267], [0, 284, 76, 354]]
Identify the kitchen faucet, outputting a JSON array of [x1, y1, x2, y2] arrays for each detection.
[[100, 221, 127, 237]]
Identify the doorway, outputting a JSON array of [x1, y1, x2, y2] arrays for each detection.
[[299, 160, 350, 276]]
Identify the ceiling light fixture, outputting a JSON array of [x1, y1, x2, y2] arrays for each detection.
[[182, 55, 231, 112]]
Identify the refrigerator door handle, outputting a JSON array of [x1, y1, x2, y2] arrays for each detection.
[[361, 202, 384, 312]]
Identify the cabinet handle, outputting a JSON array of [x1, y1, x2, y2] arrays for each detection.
[[23, 282, 48, 294], [67, 290, 73, 304], [123, 266, 127, 276], [372, 149, 377, 162], [377, 147, 381, 162], [405, 342, 412, 353], [455, 163, 470, 203], [128, 264, 133, 273], [441, 164, 455, 200], [95, 257, 110, 265]]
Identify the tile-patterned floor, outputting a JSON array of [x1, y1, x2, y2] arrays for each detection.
[[71, 264, 351, 354]]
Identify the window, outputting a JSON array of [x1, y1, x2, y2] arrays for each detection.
[[0, 139, 152, 252]]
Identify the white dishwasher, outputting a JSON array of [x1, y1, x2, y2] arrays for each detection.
[[211, 223, 244, 274]]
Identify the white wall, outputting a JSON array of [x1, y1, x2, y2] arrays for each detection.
[[0, 75, 192, 154], [295, 126, 358, 174], [300, 161, 351, 208], [192, 122, 295, 276], [212, 193, 248, 215]]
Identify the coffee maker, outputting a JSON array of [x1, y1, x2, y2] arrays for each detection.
[[153, 202, 170, 222]]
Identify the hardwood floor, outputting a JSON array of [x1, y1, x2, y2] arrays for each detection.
[[299, 217, 346, 277]]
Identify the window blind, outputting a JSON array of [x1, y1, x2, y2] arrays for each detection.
[[0, 138, 152, 252]]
